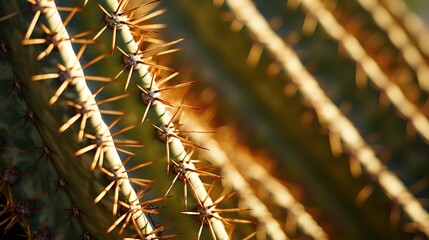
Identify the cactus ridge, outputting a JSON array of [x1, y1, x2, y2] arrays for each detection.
[[354, 0, 429, 93], [181, 107, 327, 240], [0, 0, 252, 238], [380, 0, 429, 60], [1, 51, 87, 239], [221, 0, 429, 237], [300, 0, 429, 143]]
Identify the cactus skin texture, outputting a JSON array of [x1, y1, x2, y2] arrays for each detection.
[[0, 0, 232, 239], [1, 0, 429, 240]]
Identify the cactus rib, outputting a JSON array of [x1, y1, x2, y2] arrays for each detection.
[[93, 0, 231, 237], [0, 61, 84, 239], [0, 0, 157, 237], [225, 0, 429, 236], [298, 0, 429, 143], [41, 0, 157, 236], [355, 0, 429, 92], [182, 111, 327, 240], [379, 0, 429, 60]]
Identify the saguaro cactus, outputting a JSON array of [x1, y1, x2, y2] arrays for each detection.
[[0, 0, 235, 239], [1, 0, 429, 239]]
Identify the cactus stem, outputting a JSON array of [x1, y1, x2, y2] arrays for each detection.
[[380, 0, 429, 58], [0, 0, 165, 236], [226, 0, 429, 236], [95, 0, 230, 236], [182, 112, 325, 239], [1, 0, 233, 237], [356, 0, 429, 92], [300, 0, 429, 144]]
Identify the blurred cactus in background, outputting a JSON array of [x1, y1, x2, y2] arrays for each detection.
[[1, 0, 429, 239]]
